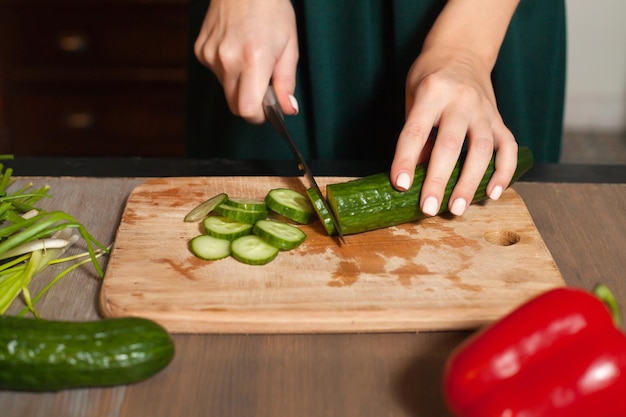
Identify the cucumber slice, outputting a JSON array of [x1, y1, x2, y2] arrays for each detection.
[[203, 216, 253, 241], [253, 219, 306, 250], [224, 197, 267, 211], [231, 235, 279, 265], [306, 188, 336, 236], [184, 193, 228, 222], [214, 203, 268, 224], [189, 235, 231, 260], [265, 188, 314, 224]]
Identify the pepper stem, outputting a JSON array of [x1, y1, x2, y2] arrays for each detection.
[[593, 284, 621, 327]]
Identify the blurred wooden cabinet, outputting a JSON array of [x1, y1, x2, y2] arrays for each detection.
[[0, 0, 188, 157]]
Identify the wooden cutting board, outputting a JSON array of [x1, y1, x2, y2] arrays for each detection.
[[100, 176, 565, 334]]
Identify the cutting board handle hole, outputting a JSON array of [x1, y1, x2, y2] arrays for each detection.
[[483, 230, 521, 246]]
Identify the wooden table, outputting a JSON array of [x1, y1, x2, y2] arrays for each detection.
[[1, 162, 625, 417]]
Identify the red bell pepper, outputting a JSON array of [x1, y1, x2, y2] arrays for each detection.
[[443, 286, 626, 417]]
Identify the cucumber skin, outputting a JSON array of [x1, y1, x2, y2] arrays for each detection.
[[322, 147, 533, 236], [306, 188, 336, 236], [214, 203, 268, 224], [0, 316, 175, 392]]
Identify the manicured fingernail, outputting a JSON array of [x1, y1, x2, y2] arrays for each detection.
[[489, 185, 503, 200], [422, 196, 439, 216], [396, 172, 411, 191], [450, 198, 467, 216], [289, 95, 299, 114]]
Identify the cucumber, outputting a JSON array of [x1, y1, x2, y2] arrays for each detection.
[[306, 188, 336, 236], [311, 147, 534, 236], [265, 188, 314, 224], [231, 235, 279, 265], [184, 193, 228, 222], [253, 219, 307, 250], [224, 197, 267, 211], [214, 203, 268, 224], [189, 234, 232, 260], [203, 215, 253, 240], [0, 315, 175, 392]]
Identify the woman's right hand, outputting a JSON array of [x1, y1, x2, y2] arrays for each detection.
[[194, 0, 300, 124]]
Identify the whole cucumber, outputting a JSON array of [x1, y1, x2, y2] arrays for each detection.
[[0, 315, 175, 392], [308, 147, 534, 236]]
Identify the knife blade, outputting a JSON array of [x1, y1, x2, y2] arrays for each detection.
[[262, 86, 346, 245]]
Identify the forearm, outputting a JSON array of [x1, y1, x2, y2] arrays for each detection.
[[422, 0, 520, 70]]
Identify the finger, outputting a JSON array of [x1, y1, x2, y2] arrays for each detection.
[[193, 37, 208, 67], [271, 37, 300, 116], [222, 72, 241, 116], [447, 119, 494, 216], [237, 50, 275, 124], [419, 112, 469, 216], [486, 125, 518, 200], [390, 99, 440, 192], [194, 12, 220, 69], [193, 21, 211, 67], [207, 37, 245, 115]]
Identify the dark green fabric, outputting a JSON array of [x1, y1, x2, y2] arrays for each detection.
[[186, 0, 566, 162]]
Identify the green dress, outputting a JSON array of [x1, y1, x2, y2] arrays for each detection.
[[186, 0, 566, 162]]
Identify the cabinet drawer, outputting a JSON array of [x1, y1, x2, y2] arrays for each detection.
[[1, 3, 188, 72], [6, 81, 185, 157]]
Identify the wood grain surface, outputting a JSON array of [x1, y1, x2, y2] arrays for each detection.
[[100, 176, 564, 333]]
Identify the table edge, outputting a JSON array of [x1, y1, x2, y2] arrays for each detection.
[[4, 157, 625, 183]]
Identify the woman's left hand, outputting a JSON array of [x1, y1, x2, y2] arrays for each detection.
[[390, 46, 518, 217]]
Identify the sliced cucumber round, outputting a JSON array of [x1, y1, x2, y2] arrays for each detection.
[[265, 188, 314, 224], [189, 234, 231, 260], [306, 188, 336, 236], [224, 197, 268, 211], [214, 203, 268, 224], [253, 219, 306, 250], [203, 216, 253, 241], [184, 193, 228, 222], [231, 235, 279, 265]]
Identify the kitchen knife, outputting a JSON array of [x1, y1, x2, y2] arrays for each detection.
[[262, 86, 346, 245]]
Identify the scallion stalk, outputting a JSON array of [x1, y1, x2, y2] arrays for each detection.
[[0, 156, 110, 316]]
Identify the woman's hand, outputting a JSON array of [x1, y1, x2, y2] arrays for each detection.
[[194, 0, 300, 123], [391, 48, 518, 216], [390, 0, 520, 217]]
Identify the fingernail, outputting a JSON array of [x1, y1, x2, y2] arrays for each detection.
[[489, 185, 503, 200], [422, 196, 439, 216], [289, 95, 299, 114], [450, 198, 467, 216], [396, 172, 411, 191]]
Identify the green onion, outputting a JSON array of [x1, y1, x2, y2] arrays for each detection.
[[0, 156, 110, 316]]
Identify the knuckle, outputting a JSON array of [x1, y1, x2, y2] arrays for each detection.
[[470, 134, 494, 154], [195, 43, 216, 67], [456, 174, 483, 191], [498, 164, 518, 179], [241, 42, 267, 67], [216, 45, 236, 68], [455, 84, 480, 104], [419, 72, 446, 91], [436, 132, 463, 151], [193, 39, 204, 60], [427, 174, 450, 189], [401, 123, 431, 143]]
